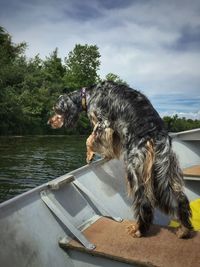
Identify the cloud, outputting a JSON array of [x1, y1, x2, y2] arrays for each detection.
[[1, 0, 200, 116], [170, 25, 200, 52]]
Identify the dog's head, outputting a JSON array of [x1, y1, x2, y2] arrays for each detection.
[[48, 94, 79, 129]]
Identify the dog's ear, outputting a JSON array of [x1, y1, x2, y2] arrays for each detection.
[[105, 128, 114, 145]]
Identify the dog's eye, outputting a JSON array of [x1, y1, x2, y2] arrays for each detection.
[[54, 109, 62, 115]]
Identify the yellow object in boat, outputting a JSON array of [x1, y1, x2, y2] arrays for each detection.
[[169, 198, 200, 231]]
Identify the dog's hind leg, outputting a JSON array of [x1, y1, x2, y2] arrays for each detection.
[[126, 145, 154, 237]]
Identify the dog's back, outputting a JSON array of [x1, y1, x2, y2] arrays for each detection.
[[88, 81, 166, 145]]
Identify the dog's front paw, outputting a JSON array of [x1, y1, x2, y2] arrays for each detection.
[[86, 151, 95, 164], [127, 223, 142, 238]]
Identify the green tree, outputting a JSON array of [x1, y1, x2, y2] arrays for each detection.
[[63, 44, 101, 90], [19, 50, 66, 134], [105, 73, 128, 86], [0, 27, 26, 94], [0, 26, 26, 65], [163, 115, 200, 132], [0, 27, 66, 135], [43, 48, 66, 91], [0, 27, 27, 134]]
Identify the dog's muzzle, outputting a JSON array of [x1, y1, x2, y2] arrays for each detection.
[[48, 114, 64, 129]]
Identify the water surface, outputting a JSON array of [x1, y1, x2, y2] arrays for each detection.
[[0, 135, 87, 203]]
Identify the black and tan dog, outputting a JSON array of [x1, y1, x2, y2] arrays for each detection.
[[48, 81, 193, 238]]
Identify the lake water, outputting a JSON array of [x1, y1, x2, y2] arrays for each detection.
[[0, 135, 87, 203]]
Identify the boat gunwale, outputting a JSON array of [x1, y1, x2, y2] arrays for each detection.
[[170, 128, 200, 137], [0, 158, 106, 209]]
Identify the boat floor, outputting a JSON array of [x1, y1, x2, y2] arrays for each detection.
[[60, 217, 200, 267]]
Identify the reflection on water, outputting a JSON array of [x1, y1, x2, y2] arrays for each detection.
[[0, 135, 87, 203]]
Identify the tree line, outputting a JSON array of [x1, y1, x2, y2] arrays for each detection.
[[163, 115, 200, 132], [0, 26, 199, 135]]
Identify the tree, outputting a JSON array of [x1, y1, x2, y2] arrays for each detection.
[[0, 27, 27, 134], [43, 48, 66, 89], [0, 27, 65, 135], [0, 27, 26, 92], [0, 26, 26, 65], [105, 73, 128, 86], [63, 44, 101, 90], [19, 50, 66, 134], [163, 115, 200, 132]]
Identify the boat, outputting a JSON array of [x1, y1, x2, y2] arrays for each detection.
[[0, 129, 200, 267]]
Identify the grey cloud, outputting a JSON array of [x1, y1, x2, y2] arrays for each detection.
[[172, 25, 200, 51], [95, 0, 134, 10]]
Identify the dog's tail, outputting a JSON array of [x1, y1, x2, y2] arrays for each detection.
[[154, 136, 192, 230], [154, 136, 183, 210]]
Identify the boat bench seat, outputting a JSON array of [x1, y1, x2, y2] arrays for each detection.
[[60, 217, 200, 267], [183, 165, 200, 179]]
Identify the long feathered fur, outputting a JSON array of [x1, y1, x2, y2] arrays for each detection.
[[49, 81, 193, 238]]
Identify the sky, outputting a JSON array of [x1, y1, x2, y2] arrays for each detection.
[[1, 0, 200, 119]]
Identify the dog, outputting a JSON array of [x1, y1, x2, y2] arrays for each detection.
[[48, 81, 193, 238]]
